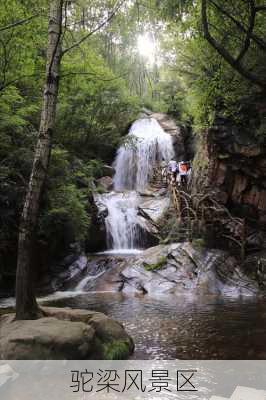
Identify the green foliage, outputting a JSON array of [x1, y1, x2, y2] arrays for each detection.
[[0, 0, 143, 271], [38, 148, 99, 257], [167, 0, 266, 130], [0, 84, 38, 271], [56, 46, 140, 162]]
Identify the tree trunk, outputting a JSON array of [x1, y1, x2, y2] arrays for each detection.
[[16, 0, 63, 320]]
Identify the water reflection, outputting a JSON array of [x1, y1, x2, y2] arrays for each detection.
[[43, 292, 266, 360]]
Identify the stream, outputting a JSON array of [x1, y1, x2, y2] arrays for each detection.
[[42, 290, 266, 359], [1, 287, 266, 359]]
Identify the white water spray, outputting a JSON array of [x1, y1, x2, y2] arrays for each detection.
[[114, 118, 175, 191], [100, 191, 140, 251], [101, 117, 175, 251]]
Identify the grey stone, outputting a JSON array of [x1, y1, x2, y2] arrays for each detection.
[[0, 307, 134, 360], [0, 315, 95, 360]]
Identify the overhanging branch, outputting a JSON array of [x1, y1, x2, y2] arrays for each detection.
[[60, 70, 128, 81], [209, 0, 266, 51], [235, 0, 255, 63], [201, 0, 266, 89], [0, 13, 41, 32], [255, 5, 266, 12]]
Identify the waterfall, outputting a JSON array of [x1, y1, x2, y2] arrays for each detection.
[[113, 118, 175, 191], [100, 192, 140, 251], [100, 117, 175, 252]]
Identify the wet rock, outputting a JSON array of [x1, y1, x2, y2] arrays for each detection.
[[118, 242, 259, 297], [151, 112, 186, 159], [44, 255, 89, 293], [102, 165, 115, 177], [93, 192, 168, 250], [243, 186, 266, 212], [96, 176, 113, 191], [231, 174, 248, 202], [151, 112, 179, 135], [139, 196, 171, 224], [0, 307, 134, 360], [82, 255, 128, 292], [86, 195, 107, 253], [244, 251, 266, 287], [65, 243, 259, 297]]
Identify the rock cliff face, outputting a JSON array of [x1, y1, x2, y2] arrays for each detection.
[[192, 97, 266, 253], [207, 118, 266, 223]]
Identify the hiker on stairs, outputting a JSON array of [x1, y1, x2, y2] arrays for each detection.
[[167, 159, 178, 185], [178, 161, 189, 187]]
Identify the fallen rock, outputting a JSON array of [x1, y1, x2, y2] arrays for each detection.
[[0, 307, 134, 360]]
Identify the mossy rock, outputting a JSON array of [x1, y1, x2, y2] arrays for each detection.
[[96, 339, 133, 360], [0, 307, 134, 360], [192, 238, 206, 250], [143, 256, 167, 271]]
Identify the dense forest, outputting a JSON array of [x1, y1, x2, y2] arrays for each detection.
[[0, 0, 266, 359]]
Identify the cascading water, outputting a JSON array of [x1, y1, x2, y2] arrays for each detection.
[[100, 191, 140, 251], [100, 117, 175, 252], [114, 118, 175, 191]]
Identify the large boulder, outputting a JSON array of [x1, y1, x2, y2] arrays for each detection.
[[118, 242, 259, 296], [0, 307, 134, 360], [0, 315, 94, 360]]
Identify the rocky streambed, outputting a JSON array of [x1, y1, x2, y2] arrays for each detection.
[[1, 243, 265, 360], [12, 241, 263, 360], [49, 242, 259, 297]]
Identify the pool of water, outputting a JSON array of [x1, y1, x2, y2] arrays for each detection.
[[41, 291, 266, 359]]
